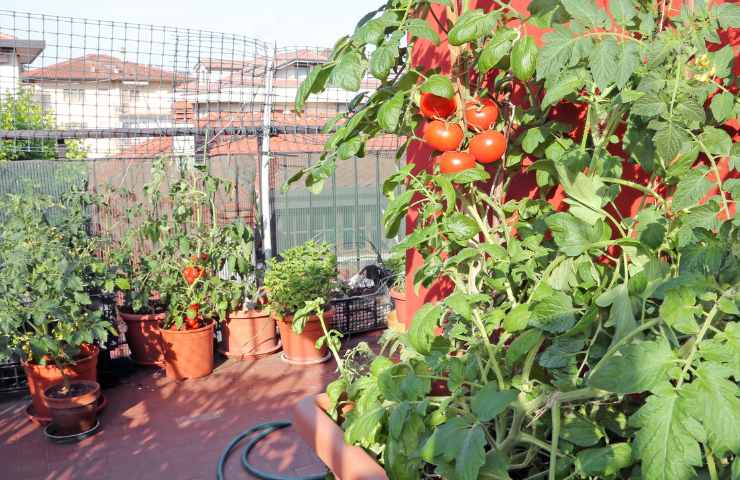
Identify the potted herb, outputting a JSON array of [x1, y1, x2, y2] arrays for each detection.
[[263, 241, 338, 365], [212, 221, 280, 359], [291, 1, 740, 479], [0, 193, 112, 420]]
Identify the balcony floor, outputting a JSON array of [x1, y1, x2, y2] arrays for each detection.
[[0, 331, 382, 480]]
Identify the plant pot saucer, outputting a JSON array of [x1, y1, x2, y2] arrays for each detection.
[[43, 420, 101, 444], [25, 394, 108, 426], [280, 351, 331, 366], [219, 340, 282, 360]]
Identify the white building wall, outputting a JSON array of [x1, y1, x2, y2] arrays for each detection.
[[0, 53, 20, 96]]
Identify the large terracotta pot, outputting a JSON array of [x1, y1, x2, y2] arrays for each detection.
[[118, 309, 166, 365], [43, 380, 100, 436], [22, 344, 99, 419], [390, 288, 410, 329], [293, 394, 388, 480], [160, 321, 215, 380], [276, 310, 334, 365], [220, 309, 280, 359]]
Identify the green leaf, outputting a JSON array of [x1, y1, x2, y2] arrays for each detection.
[[455, 424, 487, 480], [542, 69, 586, 107], [680, 362, 740, 456], [408, 304, 442, 355], [378, 91, 404, 132], [353, 19, 385, 45], [479, 450, 511, 479], [445, 213, 480, 243], [715, 3, 740, 29], [561, 414, 604, 447], [632, 95, 667, 117], [406, 18, 440, 44], [596, 284, 637, 344], [511, 36, 537, 82], [530, 290, 578, 333], [537, 26, 576, 80], [674, 100, 706, 126], [420, 74, 455, 99], [331, 50, 367, 91], [337, 136, 363, 160], [575, 443, 633, 476], [295, 64, 333, 112], [346, 406, 385, 446], [449, 165, 490, 184], [477, 29, 516, 73], [561, 0, 610, 28], [588, 339, 675, 394], [539, 336, 585, 368], [654, 123, 687, 162], [446, 292, 472, 321], [635, 207, 667, 249], [710, 92, 734, 123], [660, 287, 700, 334], [521, 127, 546, 154], [629, 392, 703, 480], [471, 385, 518, 422], [672, 168, 712, 210], [615, 42, 640, 89], [506, 329, 542, 365], [701, 126, 732, 156], [447, 9, 498, 46], [503, 304, 530, 332], [545, 213, 610, 257], [370, 44, 398, 81], [610, 0, 637, 26], [589, 37, 618, 90]]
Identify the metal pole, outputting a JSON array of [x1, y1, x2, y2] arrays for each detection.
[[259, 43, 276, 259]]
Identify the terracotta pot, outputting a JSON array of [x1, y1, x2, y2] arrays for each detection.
[[42, 380, 100, 436], [160, 321, 215, 380], [22, 344, 99, 419], [220, 309, 280, 359], [277, 310, 334, 365], [390, 288, 410, 330], [293, 394, 388, 480], [118, 309, 166, 365]]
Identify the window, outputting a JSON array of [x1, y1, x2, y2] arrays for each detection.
[[62, 88, 85, 103], [121, 88, 141, 105]]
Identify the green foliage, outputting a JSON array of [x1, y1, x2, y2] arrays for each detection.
[[297, 1, 740, 479], [263, 240, 337, 321], [0, 192, 113, 365], [0, 89, 87, 161]]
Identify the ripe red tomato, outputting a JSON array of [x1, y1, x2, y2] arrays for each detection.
[[438, 151, 476, 174], [419, 92, 456, 119], [182, 266, 205, 285], [464, 99, 499, 131], [424, 120, 464, 152], [469, 131, 507, 164]]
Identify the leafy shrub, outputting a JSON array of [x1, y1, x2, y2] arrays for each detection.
[[297, 1, 740, 479], [0, 193, 113, 365], [264, 241, 337, 321]]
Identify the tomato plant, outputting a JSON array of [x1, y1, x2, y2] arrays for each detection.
[[438, 150, 475, 174], [469, 130, 506, 163], [420, 92, 457, 119], [464, 99, 499, 131], [295, 1, 740, 479], [423, 120, 464, 152]]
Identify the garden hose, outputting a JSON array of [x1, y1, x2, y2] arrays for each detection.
[[216, 421, 328, 480]]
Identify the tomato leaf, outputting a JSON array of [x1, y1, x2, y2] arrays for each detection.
[[408, 304, 442, 355], [330, 50, 367, 91], [447, 9, 498, 46], [511, 36, 537, 82], [420, 74, 455, 99], [471, 385, 518, 422], [406, 18, 440, 45], [377, 91, 405, 132], [589, 37, 618, 90], [575, 443, 634, 477], [530, 290, 578, 333], [588, 339, 675, 393], [477, 29, 516, 74]]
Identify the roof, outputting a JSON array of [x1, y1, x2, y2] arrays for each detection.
[[0, 35, 45, 64], [21, 54, 190, 82], [196, 58, 251, 71]]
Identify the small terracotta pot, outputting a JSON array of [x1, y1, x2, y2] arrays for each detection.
[[118, 309, 166, 365], [160, 321, 215, 380], [220, 309, 280, 359], [293, 394, 388, 480], [42, 380, 100, 436], [23, 344, 99, 419], [277, 310, 334, 365], [390, 288, 410, 329]]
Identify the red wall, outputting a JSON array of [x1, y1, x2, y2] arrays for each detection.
[[402, 0, 739, 322]]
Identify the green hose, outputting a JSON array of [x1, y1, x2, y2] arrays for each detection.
[[216, 421, 328, 480]]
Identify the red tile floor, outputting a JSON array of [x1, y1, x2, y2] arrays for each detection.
[[0, 332, 381, 480]]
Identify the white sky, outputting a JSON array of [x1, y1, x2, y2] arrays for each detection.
[[2, 0, 381, 47]]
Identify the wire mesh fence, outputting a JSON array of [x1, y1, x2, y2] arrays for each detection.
[[0, 10, 403, 273]]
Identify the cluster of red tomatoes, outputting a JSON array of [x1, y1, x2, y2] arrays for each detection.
[[181, 253, 209, 329], [420, 92, 507, 174]]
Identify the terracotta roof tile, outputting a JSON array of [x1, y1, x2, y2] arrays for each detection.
[[21, 54, 190, 82]]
